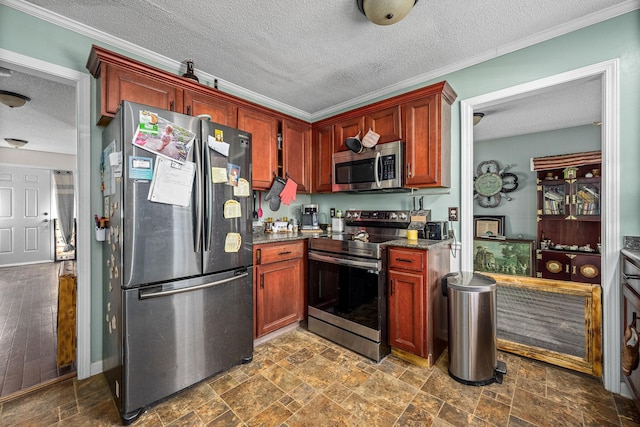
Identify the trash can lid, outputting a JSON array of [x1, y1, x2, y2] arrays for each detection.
[[446, 271, 496, 292]]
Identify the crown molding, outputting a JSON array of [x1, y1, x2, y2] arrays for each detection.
[[1, 0, 311, 121], [2, 0, 638, 122]]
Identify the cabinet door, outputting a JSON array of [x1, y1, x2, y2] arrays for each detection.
[[571, 254, 601, 284], [313, 124, 334, 193], [537, 250, 571, 281], [388, 269, 425, 357], [365, 105, 402, 144], [623, 284, 640, 403], [334, 116, 365, 152], [573, 178, 601, 220], [282, 120, 312, 193], [238, 108, 279, 191], [538, 180, 567, 217], [103, 63, 181, 118], [255, 258, 303, 337], [183, 90, 237, 127], [402, 94, 450, 187]]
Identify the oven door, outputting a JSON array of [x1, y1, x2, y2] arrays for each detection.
[[307, 250, 388, 360]]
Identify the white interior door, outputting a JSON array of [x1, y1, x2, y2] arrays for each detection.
[[0, 166, 52, 266]]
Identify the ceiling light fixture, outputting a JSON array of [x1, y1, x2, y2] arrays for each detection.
[[4, 138, 28, 148], [0, 90, 31, 108], [473, 112, 485, 126], [357, 0, 418, 26]]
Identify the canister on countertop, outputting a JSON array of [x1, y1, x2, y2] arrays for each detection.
[[332, 217, 345, 233]]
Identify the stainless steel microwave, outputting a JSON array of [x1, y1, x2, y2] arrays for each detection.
[[332, 141, 404, 192]]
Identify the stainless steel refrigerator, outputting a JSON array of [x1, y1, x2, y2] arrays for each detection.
[[101, 101, 253, 424]]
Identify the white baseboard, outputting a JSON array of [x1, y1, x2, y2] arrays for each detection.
[[90, 360, 104, 377]]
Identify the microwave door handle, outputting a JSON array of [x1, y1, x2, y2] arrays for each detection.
[[374, 151, 382, 188]]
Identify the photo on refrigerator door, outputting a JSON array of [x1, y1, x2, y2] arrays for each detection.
[[132, 110, 195, 163]]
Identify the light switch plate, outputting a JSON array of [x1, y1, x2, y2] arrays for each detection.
[[448, 207, 459, 222]]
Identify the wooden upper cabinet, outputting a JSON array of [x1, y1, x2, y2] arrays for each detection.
[[282, 120, 312, 193], [237, 108, 279, 191], [365, 105, 402, 144], [313, 124, 334, 193], [403, 92, 451, 188], [183, 89, 237, 127], [102, 63, 182, 124], [334, 116, 365, 152]]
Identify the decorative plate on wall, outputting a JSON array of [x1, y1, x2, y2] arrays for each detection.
[[474, 160, 519, 208]]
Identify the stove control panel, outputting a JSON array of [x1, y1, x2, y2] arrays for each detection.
[[344, 210, 411, 227]]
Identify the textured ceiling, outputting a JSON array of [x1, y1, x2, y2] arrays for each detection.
[[1, 0, 632, 154]]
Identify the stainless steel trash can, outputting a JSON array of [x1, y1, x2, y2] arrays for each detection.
[[441, 272, 506, 385]]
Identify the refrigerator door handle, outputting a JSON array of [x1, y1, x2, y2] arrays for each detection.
[[139, 272, 249, 299], [194, 138, 203, 253], [204, 136, 213, 251]]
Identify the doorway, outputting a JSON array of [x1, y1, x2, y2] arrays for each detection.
[[459, 60, 620, 392], [0, 49, 92, 386], [0, 166, 53, 266]]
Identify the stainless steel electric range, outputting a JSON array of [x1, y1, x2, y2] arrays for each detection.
[[307, 209, 415, 361]]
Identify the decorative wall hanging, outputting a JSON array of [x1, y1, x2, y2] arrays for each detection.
[[474, 160, 519, 208]]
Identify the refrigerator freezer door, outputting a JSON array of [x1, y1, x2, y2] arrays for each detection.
[[119, 102, 202, 287], [120, 269, 253, 419], [201, 121, 253, 274]]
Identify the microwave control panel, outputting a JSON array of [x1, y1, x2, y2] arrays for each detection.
[[380, 155, 397, 179]]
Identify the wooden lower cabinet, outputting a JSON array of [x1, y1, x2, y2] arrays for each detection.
[[253, 241, 306, 338], [388, 268, 425, 356], [622, 253, 640, 410], [387, 245, 449, 366], [536, 250, 601, 284]]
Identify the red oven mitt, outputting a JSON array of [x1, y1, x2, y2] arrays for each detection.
[[279, 177, 298, 206]]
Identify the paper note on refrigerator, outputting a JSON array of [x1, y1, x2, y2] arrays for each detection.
[[224, 233, 242, 253], [234, 178, 250, 197], [147, 157, 196, 206], [208, 134, 229, 157], [211, 167, 227, 183]]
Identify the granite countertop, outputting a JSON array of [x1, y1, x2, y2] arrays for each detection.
[[622, 236, 640, 265], [253, 231, 452, 250]]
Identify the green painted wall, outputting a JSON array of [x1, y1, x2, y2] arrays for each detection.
[[2, 4, 638, 364], [472, 125, 601, 240]]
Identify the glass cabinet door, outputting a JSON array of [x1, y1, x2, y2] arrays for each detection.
[[573, 180, 600, 218], [541, 182, 566, 216]]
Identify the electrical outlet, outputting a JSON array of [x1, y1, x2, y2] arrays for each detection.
[[448, 207, 459, 222]]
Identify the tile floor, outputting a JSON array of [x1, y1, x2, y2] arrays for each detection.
[[0, 263, 75, 398], [1, 327, 639, 426]]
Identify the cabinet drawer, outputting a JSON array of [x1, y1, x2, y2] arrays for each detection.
[[389, 248, 425, 272], [624, 256, 640, 295], [256, 242, 304, 265]]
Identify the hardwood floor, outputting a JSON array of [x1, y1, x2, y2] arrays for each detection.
[[0, 262, 75, 398], [0, 327, 638, 426]]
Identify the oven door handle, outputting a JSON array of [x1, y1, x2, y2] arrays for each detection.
[[309, 251, 381, 271]]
